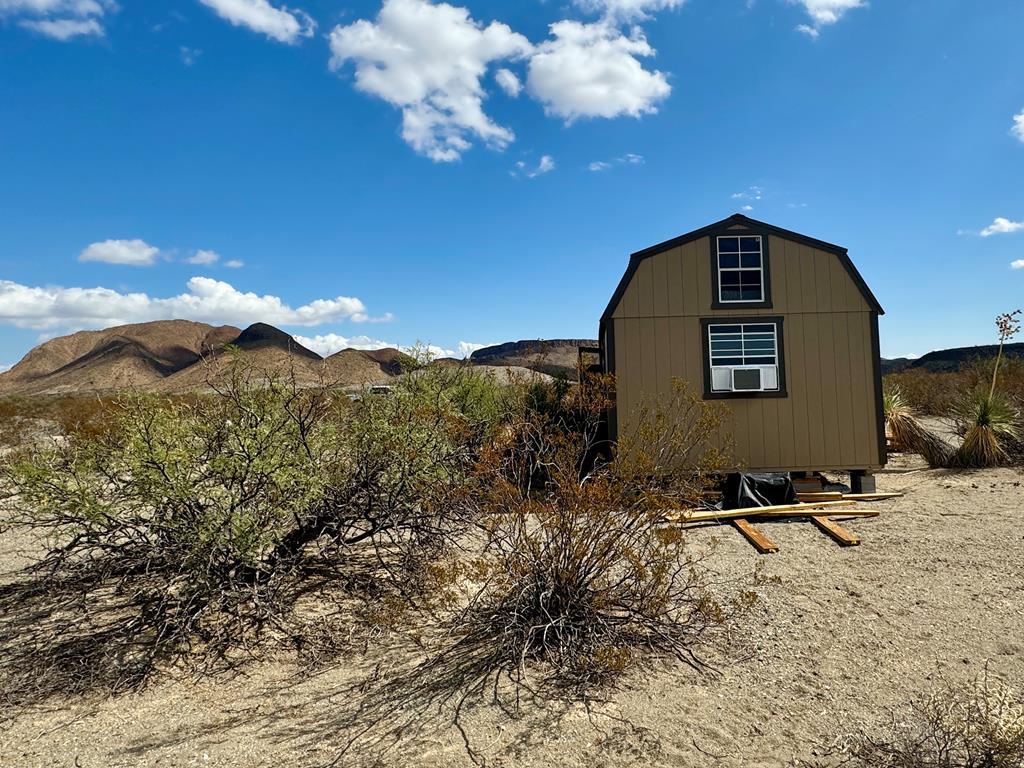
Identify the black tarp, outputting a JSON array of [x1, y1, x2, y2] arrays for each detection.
[[721, 472, 797, 510]]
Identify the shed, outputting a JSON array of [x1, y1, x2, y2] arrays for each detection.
[[599, 214, 886, 489]]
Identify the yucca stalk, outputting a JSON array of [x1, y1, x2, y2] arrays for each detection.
[[989, 309, 1022, 399]]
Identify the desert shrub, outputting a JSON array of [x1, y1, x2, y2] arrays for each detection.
[[882, 384, 953, 467], [808, 673, 1024, 768], [0, 358, 486, 699], [950, 389, 1021, 468], [442, 377, 747, 696]]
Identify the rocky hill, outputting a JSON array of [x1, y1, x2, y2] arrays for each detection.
[[0, 321, 404, 396], [469, 339, 599, 379], [882, 342, 1024, 375]]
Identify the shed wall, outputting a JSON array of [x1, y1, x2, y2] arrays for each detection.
[[609, 234, 882, 472]]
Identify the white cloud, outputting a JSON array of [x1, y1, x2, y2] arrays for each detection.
[[527, 21, 670, 122], [589, 152, 644, 171], [293, 332, 397, 356], [329, 0, 532, 162], [458, 340, 488, 357], [513, 154, 555, 178], [180, 46, 202, 66], [732, 185, 764, 201], [1011, 259, 1024, 270], [0, 276, 379, 330], [0, 363, 11, 374], [1, 0, 115, 39], [79, 239, 160, 266], [224, 259, 244, 268], [574, 0, 684, 22], [197, 0, 315, 44], [741, 204, 753, 212], [980, 217, 1024, 237], [186, 249, 219, 265], [494, 67, 522, 97], [792, 0, 865, 37], [1012, 110, 1024, 143]]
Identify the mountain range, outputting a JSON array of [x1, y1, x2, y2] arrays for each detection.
[[0, 321, 595, 397]]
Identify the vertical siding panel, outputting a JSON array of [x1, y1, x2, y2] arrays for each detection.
[[817, 315, 842, 466], [787, 315, 810, 469], [769, 237, 787, 314], [847, 313, 871, 466], [833, 313, 855, 466], [785, 239, 803, 313], [684, 241, 702, 315], [654, 316, 671, 399], [636, 260, 654, 318], [666, 247, 684, 316], [802, 319, 825, 466], [652, 253, 669, 318], [622, 318, 643, 442], [800, 245, 819, 314], [694, 239, 712, 313], [615, 264, 639, 319]]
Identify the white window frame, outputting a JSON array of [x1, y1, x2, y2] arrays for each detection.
[[708, 322, 780, 394], [716, 235, 765, 304]]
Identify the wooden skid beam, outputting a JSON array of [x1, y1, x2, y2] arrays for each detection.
[[810, 516, 861, 546], [732, 518, 779, 554]]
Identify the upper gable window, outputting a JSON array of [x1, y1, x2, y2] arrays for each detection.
[[717, 236, 764, 303]]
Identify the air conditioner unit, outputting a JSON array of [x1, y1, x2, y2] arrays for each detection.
[[732, 368, 763, 391]]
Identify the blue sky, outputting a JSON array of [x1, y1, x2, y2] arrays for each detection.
[[1, 0, 1023, 368]]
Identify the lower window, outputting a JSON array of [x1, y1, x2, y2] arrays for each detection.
[[705, 320, 784, 395]]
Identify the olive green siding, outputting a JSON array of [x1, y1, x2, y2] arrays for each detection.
[[609, 233, 883, 472]]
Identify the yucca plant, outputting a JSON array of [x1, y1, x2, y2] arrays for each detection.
[[884, 384, 926, 452], [952, 388, 1021, 467], [884, 384, 952, 466]]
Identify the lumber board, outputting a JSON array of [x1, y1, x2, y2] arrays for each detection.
[[796, 492, 844, 501], [841, 492, 902, 501], [669, 500, 858, 524], [810, 516, 861, 546], [732, 519, 779, 554]]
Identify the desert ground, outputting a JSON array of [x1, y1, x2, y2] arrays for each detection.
[[2, 455, 1022, 767]]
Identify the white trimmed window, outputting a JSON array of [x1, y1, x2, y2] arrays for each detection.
[[708, 322, 780, 393], [717, 235, 764, 303]]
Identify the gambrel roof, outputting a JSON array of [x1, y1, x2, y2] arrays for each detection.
[[601, 214, 884, 323]]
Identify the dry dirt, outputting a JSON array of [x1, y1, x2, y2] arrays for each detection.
[[2, 459, 1022, 767]]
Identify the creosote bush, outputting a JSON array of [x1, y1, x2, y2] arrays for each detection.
[[444, 376, 750, 696], [0, 357, 495, 699], [808, 673, 1024, 768]]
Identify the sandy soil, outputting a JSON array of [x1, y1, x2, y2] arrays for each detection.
[[2, 460, 1023, 767]]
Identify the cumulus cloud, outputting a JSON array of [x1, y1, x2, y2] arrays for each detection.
[[0, 363, 12, 374], [793, 0, 864, 37], [527, 21, 670, 122], [1, 0, 115, 39], [186, 249, 219, 265], [980, 217, 1024, 237], [224, 259, 244, 268], [329, 0, 532, 162], [0, 276, 379, 330], [293, 332, 398, 356], [1012, 110, 1024, 143], [494, 68, 522, 97], [458, 340, 489, 358], [79, 239, 161, 266], [197, 0, 315, 44], [1011, 259, 1024, 270], [574, 0, 684, 22]]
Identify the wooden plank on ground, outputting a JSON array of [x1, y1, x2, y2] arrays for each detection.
[[732, 518, 779, 554], [797, 492, 845, 501], [841, 492, 903, 501], [810, 516, 861, 546], [669, 500, 858, 524]]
